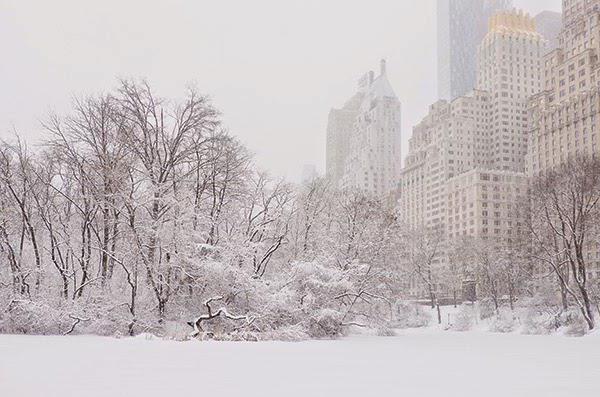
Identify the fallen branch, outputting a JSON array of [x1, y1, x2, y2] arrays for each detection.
[[188, 296, 255, 337], [64, 314, 90, 335]]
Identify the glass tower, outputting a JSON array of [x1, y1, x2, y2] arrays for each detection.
[[437, 0, 513, 100]]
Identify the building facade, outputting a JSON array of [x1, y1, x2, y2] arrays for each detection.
[[400, 10, 542, 298], [330, 60, 402, 198], [399, 91, 492, 231], [477, 10, 544, 173], [445, 169, 527, 242], [326, 93, 363, 186], [402, 10, 542, 237], [437, 0, 513, 100], [527, 0, 600, 283], [528, 0, 600, 176]]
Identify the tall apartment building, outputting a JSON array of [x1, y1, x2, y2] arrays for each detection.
[[527, 0, 600, 282], [326, 93, 363, 185], [337, 60, 402, 197], [401, 10, 542, 241], [437, 0, 513, 100], [477, 10, 544, 173], [400, 91, 492, 231], [535, 11, 563, 53], [528, 0, 600, 176]]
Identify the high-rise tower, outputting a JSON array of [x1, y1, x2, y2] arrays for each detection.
[[478, 10, 544, 172], [535, 11, 563, 53], [437, 0, 513, 100], [326, 93, 363, 186], [343, 60, 402, 197], [401, 9, 541, 239]]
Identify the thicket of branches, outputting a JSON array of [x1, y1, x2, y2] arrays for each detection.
[[1, 81, 598, 339]]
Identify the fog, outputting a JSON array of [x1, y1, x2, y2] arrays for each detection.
[[0, 0, 561, 181]]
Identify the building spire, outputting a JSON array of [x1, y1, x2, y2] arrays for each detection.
[[380, 59, 387, 76]]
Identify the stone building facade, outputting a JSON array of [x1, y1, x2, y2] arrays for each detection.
[[528, 0, 600, 176], [401, 10, 542, 238], [326, 60, 401, 198]]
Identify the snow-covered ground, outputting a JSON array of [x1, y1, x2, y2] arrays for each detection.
[[1, 330, 599, 397]]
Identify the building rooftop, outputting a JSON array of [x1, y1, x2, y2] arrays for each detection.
[[488, 9, 537, 35]]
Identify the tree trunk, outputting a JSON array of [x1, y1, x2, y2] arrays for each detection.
[[576, 283, 595, 330], [453, 288, 457, 308]]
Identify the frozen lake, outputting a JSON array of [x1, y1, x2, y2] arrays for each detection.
[[1, 330, 598, 397]]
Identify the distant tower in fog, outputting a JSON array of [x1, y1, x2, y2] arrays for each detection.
[[343, 59, 402, 197], [301, 164, 319, 184], [326, 60, 401, 198], [326, 92, 363, 186], [535, 11, 562, 53], [437, 0, 513, 100]]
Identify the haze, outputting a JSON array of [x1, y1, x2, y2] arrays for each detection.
[[0, 0, 561, 181]]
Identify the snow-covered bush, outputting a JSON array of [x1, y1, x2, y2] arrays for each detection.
[[375, 326, 397, 337], [478, 299, 497, 320], [0, 299, 70, 335], [561, 311, 590, 337], [488, 310, 518, 333], [394, 302, 431, 329], [450, 304, 475, 331], [521, 308, 556, 335], [307, 309, 345, 339]]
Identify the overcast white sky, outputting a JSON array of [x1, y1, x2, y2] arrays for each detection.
[[0, 0, 562, 181]]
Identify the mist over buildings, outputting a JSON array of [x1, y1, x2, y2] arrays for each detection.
[[0, 0, 560, 181]]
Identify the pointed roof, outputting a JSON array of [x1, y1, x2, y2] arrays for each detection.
[[369, 72, 397, 100], [359, 60, 398, 111], [369, 59, 397, 99]]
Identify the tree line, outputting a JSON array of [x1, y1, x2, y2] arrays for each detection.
[[0, 81, 598, 338]]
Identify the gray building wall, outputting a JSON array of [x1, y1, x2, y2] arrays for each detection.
[[535, 11, 562, 53]]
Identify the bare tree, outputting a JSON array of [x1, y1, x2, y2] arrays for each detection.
[[528, 157, 600, 330], [402, 226, 444, 324], [117, 79, 220, 321]]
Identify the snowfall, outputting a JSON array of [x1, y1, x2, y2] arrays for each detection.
[[1, 327, 599, 397]]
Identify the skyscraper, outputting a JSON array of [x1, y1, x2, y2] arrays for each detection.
[[437, 0, 512, 100], [477, 10, 543, 173], [343, 60, 402, 198], [401, 10, 542, 239], [535, 11, 563, 53], [400, 9, 541, 299], [326, 93, 363, 186]]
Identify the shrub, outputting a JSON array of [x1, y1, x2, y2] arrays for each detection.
[[488, 310, 518, 333], [450, 304, 475, 331], [478, 299, 497, 320], [307, 308, 345, 338], [394, 301, 431, 329], [521, 308, 556, 335]]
